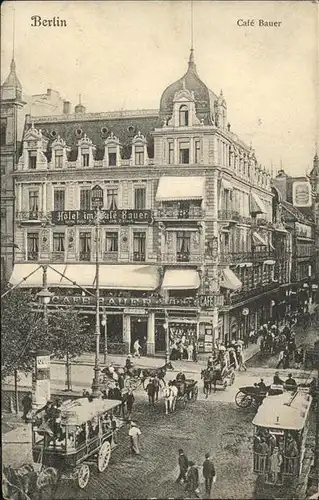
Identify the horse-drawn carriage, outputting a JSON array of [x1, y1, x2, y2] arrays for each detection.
[[30, 397, 124, 491], [235, 385, 269, 409], [175, 379, 199, 409], [100, 361, 173, 391], [201, 363, 236, 395]]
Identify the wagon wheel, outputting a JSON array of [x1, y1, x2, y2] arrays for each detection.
[[77, 464, 90, 489], [193, 386, 199, 401], [97, 441, 111, 472], [235, 391, 253, 408]]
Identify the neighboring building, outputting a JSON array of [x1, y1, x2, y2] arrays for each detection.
[[11, 50, 284, 354], [273, 168, 316, 311], [0, 58, 69, 285]]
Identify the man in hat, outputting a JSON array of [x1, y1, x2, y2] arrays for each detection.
[[202, 452, 216, 498], [128, 421, 141, 455], [176, 448, 189, 484]]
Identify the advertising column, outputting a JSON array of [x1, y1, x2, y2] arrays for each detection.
[[32, 349, 51, 410]]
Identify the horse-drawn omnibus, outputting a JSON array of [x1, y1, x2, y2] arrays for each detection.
[[252, 389, 314, 499], [32, 397, 125, 490]]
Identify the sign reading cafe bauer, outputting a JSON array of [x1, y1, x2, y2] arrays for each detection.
[[51, 210, 153, 225]]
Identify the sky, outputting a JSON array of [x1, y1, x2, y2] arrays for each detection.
[[1, 0, 318, 176]]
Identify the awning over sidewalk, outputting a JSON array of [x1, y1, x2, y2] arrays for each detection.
[[252, 232, 268, 246], [98, 265, 159, 290], [221, 268, 242, 291], [161, 269, 200, 290], [155, 176, 205, 201], [250, 192, 267, 214], [9, 264, 160, 290]]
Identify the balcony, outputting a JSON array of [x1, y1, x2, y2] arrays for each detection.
[[79, 251, 91, 262], [218, 210, 240, 223], [223, 281, 278, 305], [51, 251, 65, 263], [103, 251, 118, 262], [219, 250, 275, 265], [27, 251, 39, 261], [161, 252, 202, 264], [132, 252, 146, 262], [15, 211, 51, 223], [154, 206, 203, 220]]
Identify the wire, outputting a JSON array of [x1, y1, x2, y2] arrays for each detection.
[[1, 266, 42, 299]]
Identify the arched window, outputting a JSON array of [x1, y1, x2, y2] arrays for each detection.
[[179, 105, 189, 126]]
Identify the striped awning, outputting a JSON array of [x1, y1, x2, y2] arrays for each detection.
[[221, 268, 242, 291], [250, 192, 267, 214]]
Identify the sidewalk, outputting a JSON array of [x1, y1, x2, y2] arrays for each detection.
[[52, 341, 261, 373], [2, 414, 33, 468]]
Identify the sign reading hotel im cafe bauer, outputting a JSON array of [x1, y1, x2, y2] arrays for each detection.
[[51, 209, 153, 225]]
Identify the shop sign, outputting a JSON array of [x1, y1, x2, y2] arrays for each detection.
[[36, 355, 50, 369], [51, 209, 152, 225], [50, 294, 220, 309], [123, 308, 146, 315], [91, 185, 104, 209]]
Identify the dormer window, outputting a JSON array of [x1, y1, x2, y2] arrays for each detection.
[[131, 132, 148, 166], [76, 134, 95, 168], [103, 132, 121, 167], [179, 105, 189, 126], [179, 142, 190, 164], [108, 149, 117, 166], [29, 151, 37, 169], [82, 149, 90, 167]]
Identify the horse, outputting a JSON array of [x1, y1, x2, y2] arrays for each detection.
[[201, 368, 213, 398], [163, 382, 178, 414]]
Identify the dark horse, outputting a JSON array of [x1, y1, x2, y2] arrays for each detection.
[[201, 364, 228, 394], [141, 361, 174, 387]]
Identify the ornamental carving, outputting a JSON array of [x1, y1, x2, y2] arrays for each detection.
[[166, 232, 174, 252], [121, 227, 129, 251], [52, 135, 67, 149], [41, 229, 50, 252], [67, 228, 75, 250]]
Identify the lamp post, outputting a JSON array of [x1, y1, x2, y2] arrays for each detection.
[[101, 311, 107, 365], [91, 185, 104, 398], [37, 265, 54, 333]]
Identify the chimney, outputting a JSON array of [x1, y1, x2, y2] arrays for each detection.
[[75, 104, 86, 114], [63, 101, 72, 114]]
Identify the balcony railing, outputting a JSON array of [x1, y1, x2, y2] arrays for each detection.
[[154, 206, 203, 219], [218, 210, 240, 222], [219, 250, 275, 264], [103, 251, 119, 262], [16, 211, 51, 222], [132, 252, 146, 262], [51, 251, 65, 263], [79, 251, 91, 262], [27, 251, 39, 261], [223, 281, 279, 305], [161, 252, 202, 264]]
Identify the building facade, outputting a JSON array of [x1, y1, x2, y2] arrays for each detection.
[[1, 58, 69, 285], [10, 51, 288, 354]]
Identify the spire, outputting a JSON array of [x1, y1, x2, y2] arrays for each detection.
[[188, 1, 196, 72], [1, 5, 22, 95]]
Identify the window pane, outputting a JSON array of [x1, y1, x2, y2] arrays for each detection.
[[105, 232, 118, 252], [54, 190, 65, 211], [29, 191, 39, 212], [179, 105, 189, 126], [53, 232, 65, 252], [168, 142, 174, 164], [79, 232, 91, 261], [27, 233, 39, 260], [82, 153, 89, 167], [134, 188, 146, 209], [179, 147, 189, 164], [108, 152, 117, 166], [106, 189, 118, 210], [133, 232, 146, 261], [80, 190, 91, 210]]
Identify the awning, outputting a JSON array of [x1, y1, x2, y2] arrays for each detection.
[[250, 192, 267, 214], [221, 179, 233, 191], [161, 269, 200, 290], [264, 260, 276, 265], [98, 265, 159, 290], [237, 262, 253, 268], [221, 268, 242, 291], [253, 232, 268, 246], [9, 264, 71, 287], [155, 176, 205, 201], [9, 264, 160, 290]]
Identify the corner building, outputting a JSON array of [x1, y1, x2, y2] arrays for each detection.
[[11, 51, 278, 355]]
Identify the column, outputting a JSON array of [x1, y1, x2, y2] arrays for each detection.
[[147, 311, 155, 355], [174, 138, 179, 164], [189, 137, 194, 164], [123, 314, 131, 355], [42, 182, 47, 213]]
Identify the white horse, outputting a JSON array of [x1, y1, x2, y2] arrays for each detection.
[[163, 384, 178, 414]]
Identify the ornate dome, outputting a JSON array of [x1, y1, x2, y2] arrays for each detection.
[[159, 49, 218, 125]]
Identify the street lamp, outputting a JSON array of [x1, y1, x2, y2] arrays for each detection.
[[36, 265, 54, 330], [163, 315, 170, 364]]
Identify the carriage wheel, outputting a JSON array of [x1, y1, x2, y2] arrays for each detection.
[[193, 386, 199, 401], [97, 441, 111, 472], [77, 464, 90, 489], [235, 391, 253, 408]]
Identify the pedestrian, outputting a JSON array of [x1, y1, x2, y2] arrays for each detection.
[[153, 375, 160, 402], [285, 373, 297, 391], [179, 342, 184, 361], [145, 378, 156, 406], [193, 341, 198, 362], [133, 339, 141, 358], [185, 460, 200, 498], [176, 448, 189, 484], [187, 343, 194, 361], [249, 327, 256, 344], [283, 349, 290, 369], [202, 452, 216, 498], [21, 392, 32, 423], [126, 389, 135, 420], [128, 421, 141, 455], [237, 350, 247, 371]]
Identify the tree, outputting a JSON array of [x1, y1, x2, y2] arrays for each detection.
[[1, 289, 44, 380], [46, 307, 93, 390]]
